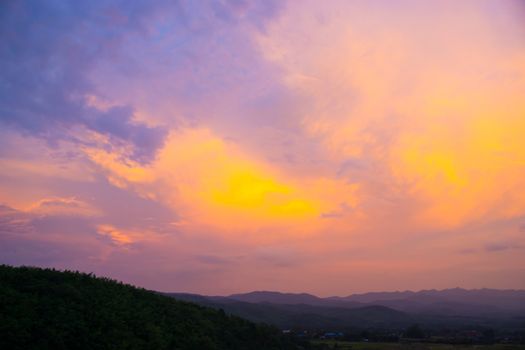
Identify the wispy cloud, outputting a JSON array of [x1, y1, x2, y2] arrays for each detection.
[[0, 1, 168, 163], [1, 0, 525, 295], [485, 242, 523, 253]]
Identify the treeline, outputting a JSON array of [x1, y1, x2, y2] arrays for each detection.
[[0, 265, 302, 350]]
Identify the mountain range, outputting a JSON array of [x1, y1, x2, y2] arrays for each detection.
[[167, 289, 525, 331]]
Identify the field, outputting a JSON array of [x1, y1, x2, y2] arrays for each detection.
[[311, 340, 525, 350]]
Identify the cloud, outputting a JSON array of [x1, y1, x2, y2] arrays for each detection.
[[0, 1, 291, 164], [1, 0, 525, 294], [0, 203, 104, 267], [85, 127, 360, 238], [0, 204, 33, 235], [458, 248, 476, 255], [195, 255, 234, 265], [484, 242, 523, 253], [320, 202, 352, 219], [28, 197, 100, 217], [0, 0, 169, 163], [0, 201, 170, 271], [254, 246, 299, 268], [0, 202, 99, 238], [485, 243, 509, 252], [257, 0, 525, 229], [96, 224, 134, 246]]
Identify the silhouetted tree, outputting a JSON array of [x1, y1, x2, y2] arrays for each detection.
[[405, 324, 425, 338], [0, 265, 303, 350]]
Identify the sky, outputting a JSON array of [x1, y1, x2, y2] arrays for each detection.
[[1, 0, 525, 296]]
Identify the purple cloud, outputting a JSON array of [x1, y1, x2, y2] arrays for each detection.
[[0, 0, 288, 163], [0, 1, 170, 162], [484, 242, 523, 253]]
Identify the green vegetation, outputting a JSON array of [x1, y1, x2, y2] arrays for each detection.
[[0, 265, 300, 350], [311, 340, 525, 350]]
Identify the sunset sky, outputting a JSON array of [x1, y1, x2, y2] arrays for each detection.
[[1, 0, 525, 296]]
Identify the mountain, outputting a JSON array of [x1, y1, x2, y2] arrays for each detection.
[[166, 289, 525, 331], [0, 265, 301, 350], [223, 289, 525, 316], [228, 291, 323, 305], [337, 288, 525, 315], [169, 293, 413, 330]]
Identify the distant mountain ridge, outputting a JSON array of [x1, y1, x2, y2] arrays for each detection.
[[166, 288, 525, 331], [332, 288, 525, 314], [168, 293, 413, 330], [228, 291, 322, 305], [222, 288, 525, 313]]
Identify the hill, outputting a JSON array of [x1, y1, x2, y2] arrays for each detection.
[[229, 291, 323, 305], [169, 293, 413, 330], [167, 290, 525, 332], [221, 289, 525, 317], [0, 265, 301, 350], [332, 288, 525, 316]]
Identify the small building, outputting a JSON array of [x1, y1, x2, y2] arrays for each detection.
[[323, 332, 344, 339]]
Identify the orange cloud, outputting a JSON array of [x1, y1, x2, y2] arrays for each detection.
[[96, 224, 134, 246], [87, 128, 359, 238], [27, 197, 100, 217], [256, 0, 525, 231]]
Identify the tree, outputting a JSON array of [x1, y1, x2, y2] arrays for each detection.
[[405, 324, 425, 339]]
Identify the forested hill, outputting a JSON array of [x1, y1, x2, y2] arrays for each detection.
[[0, 265, 300, 350]]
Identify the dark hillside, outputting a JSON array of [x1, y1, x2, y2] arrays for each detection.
[[169, 292, 525, 332], [170, 293, 413, 330], [0, 265, 300, 350]]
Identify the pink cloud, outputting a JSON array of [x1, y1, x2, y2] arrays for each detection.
[[1, 0, 525, 295]]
